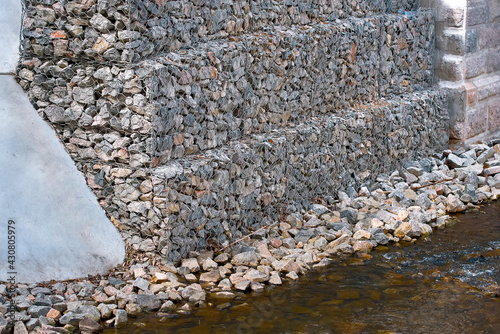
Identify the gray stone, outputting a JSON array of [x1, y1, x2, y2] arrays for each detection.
[[282, 238, 296, 249], [341, 208, 358, 224], [231, 251, 260, 267], [446, 154, 465, 168], [199, 270, 221, 284], [25, 318, 39, 331], [181, 258, 200, 273], [79, 317, 103, 334], [310, 204, 329, 216], [304, 216, 322, 227], [294, 229, 315, 243], [181, 284, 206, 303], [114, 309, 128, 328], [268, 272, 282, 285], [202, 258, 218, 271], [243, 268, 269, 283], [44, 105, 65, 123], [416, 194, 432, 210], [28, 305, 51, 317], [160, 300, 176, 312], [59, 312, 85, 326], [34, 294, 52, 307], [77, 305, 101, 322], [136, 294, 161, 311], [90, 14, 114, 33], [132, 277, 149, 291], [72, 87, 95, 104]]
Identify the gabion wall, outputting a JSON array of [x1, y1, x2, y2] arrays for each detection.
[[17, 0, 448, 262]]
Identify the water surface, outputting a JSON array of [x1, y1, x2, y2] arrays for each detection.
[[108, 202, 500, 334]]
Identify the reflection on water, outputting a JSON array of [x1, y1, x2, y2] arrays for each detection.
[[108, 202, 500, 334]]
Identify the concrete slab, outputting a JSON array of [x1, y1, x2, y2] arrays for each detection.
[[0, 75, 125, 283], [0, 0, 22, 73]]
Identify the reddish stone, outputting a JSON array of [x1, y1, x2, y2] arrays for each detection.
[[46, 308, 61, 321], [50, 30, 67, 39], [174, 134, 183, 145], [353, 241, 374, 253], [270, 238, 282, 248], [465, 81, 477, 106], [92, 291, 109, 303], [435, 185, 445, 195]]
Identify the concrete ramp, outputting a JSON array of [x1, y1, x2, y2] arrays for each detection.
[[0, 0, 21, 73], [0, 0, 124, 283]]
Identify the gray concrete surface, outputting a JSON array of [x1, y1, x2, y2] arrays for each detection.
[[0, 75, 125, 283], [0, 0, 124, 283], [0, 0, 22, 73]]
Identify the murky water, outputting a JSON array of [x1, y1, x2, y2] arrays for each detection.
[[108, 202, 500, 334]]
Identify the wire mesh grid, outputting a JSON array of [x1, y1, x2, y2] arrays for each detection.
[[16, 0, 447, 263]]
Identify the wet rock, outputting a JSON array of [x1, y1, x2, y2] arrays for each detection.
[[243, 268, 269, 283], [160, 301, 176, 312], [114, 309, 128, 328], [213, 291, 236, 299], [268, 272, 283, 285], [136, 295, 161, 311], [79, 318, 103, 334], [368, 227, 388, 243], [181, 284, 206, 303], [394, 222, 411, 238], [353, 241, 374, 252], [446, 194, 466, 213]]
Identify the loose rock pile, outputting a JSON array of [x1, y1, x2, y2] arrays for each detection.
[[1, 139, 500, 333]]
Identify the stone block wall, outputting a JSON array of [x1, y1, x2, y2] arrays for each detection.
[[422, 0, 500, 145], [17, 0, 449, 262]]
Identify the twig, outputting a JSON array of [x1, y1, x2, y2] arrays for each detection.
[[379, 176, 456, 194], [219, 224, 270, 252], [410, 176, 456, 190]]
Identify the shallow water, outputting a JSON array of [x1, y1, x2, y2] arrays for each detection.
[[107, 202, 500, 334]]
